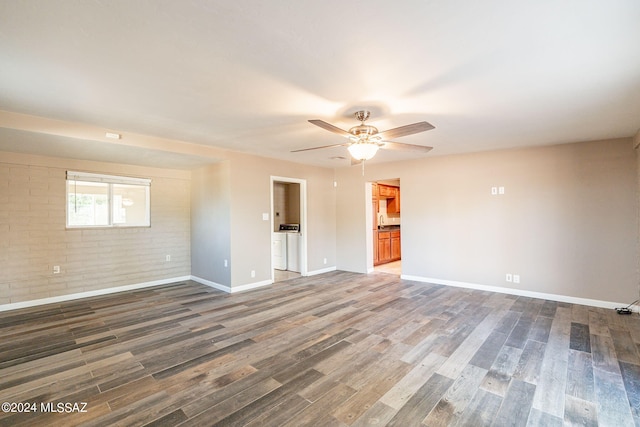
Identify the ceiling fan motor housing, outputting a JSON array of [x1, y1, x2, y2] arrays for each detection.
[[350, 111, 381, 142], [349, 125, 380, 139]]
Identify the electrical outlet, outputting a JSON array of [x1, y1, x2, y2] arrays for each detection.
[[224, 259, 228, 267], [513, 274, 520, 283], [323, 258, 327, 265], [506, 273, 512, 282], [53, 265, 60, 274], [491, 187, 498, 195], [499, 186, 505, 195], [165, 255, 171, 262], [251, 270, 256, 278]]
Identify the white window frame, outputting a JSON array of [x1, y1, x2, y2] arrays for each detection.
[[66, 171, 151, 228]]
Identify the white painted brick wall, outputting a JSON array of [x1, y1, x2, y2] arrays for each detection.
[[0, 159, 191, 305]]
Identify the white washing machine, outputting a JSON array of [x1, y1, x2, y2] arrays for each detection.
[[272, 232, 287, 270], [276, 223, 300, 273]]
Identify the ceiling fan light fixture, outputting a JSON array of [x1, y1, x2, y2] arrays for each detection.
[[296, 111, 435, 164], [348, 141, 379, 161]]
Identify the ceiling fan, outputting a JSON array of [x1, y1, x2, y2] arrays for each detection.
[[292, 110, 435, 162]]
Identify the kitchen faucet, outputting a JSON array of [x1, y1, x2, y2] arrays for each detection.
[[379, 215, 384, 225]]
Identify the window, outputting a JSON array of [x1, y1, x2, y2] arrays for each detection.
[[66, 171, 151, 228]]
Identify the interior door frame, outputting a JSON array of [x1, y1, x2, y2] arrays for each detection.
[[270, 176, 308, 281], [367, 178, 402, 274]]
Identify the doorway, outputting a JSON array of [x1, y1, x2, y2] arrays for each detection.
[[371, 178, 402, 276], [270, 176, 307, 283]]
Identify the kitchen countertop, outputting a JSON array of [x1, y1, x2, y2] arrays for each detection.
[[378, 225, 400, 230]]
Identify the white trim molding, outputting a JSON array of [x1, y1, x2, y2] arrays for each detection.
[[401, 275, 627, 310], [0, 276, 191, 312], [190, 276, 231, 293], [229, 279, 273, 293], [190, 276, 273, 294], [0, 275, 276, 312], [307, 266, 337, 276]]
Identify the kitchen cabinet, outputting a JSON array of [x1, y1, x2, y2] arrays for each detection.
[[375, 229, 400, 265], [377, 231, 391, 264], [373, 230, 379, 264], [390, 230, 401, 261], [378, 184, 396, 198], [387, 189, 400, 214], [372, 199, 378, 230], [378, 184, 400, 214]]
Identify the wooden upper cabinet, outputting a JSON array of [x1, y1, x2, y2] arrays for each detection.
[[372, 183, 379, 200], [378, 184, 396, 198], [381, 185, 400, 214], [387, 189, 400, 214]]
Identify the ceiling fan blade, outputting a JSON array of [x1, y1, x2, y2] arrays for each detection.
[[308, 119, 352, 137], [378, 121, 435, 140], [381, 141, 433, 153], [351, 158, 362, 166], [291, 142, 349, 153]]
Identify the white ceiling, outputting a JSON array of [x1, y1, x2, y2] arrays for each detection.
[[1, 0, 639, 169]]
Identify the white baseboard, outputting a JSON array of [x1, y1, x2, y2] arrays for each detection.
[[190, 276, 272, 294], [6, 271, 619, 313], [0, 276, 192, 312], [401, 275, 625, 310], [190, 276, 231, 293], [229, 279, 273, 293], [193, 267, 338, 293], [1, 275, 276, 312], [306, 266, 337, 276]]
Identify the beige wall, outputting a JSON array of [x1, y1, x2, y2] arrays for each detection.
[[188, 151, 337, 290], [0, 151, 191, 305], [191, 161, 232, 287], [4, 134, 637, 307], [227, 152, 336, 288], [336, 138, 638, 304], [1, 146, 337, 304]]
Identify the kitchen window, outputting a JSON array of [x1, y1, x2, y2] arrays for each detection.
[[66, 171, 151, 228]]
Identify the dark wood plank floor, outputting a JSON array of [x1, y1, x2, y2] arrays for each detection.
[[1, 271, 639, 426]]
